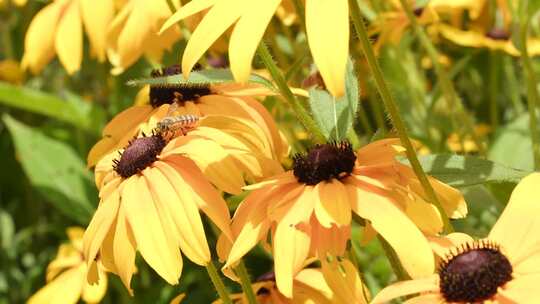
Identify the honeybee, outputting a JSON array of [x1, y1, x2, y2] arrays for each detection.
[[156, 114, 200, 141]]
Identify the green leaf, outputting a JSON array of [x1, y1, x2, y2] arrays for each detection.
[[309, 59, 359, 141], [3, 115, 96, 224], [399, 154, 531, 187], [489, 113, 535, 171], [0, 82, 103, 135], [127, 69, 277, 91]]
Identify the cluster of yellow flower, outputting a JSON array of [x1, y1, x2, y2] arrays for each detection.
[[23, 0, 540, 303]]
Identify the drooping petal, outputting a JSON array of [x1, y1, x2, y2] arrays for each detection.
[[489, 173, 540, 262], [305, 0, 349, 97], [22, 1, 64, 74], [371, 276, 439, 304], [122, 176, 181, 284], [347, 182, 435, 278], [81, 267, 108, 303], [55, 0, 83, 74], [159, 0, 218, 34], [80, 0, 114, 61], [228, 0, 280, 82], [314, 179, 351, 227], [181, 0, 247, 79], [273, 221, 311, 298], [112, 205, 137, 292], [310, 220, 350, 257], [321, 258, 368, 304], [27, 265, 85, 304]]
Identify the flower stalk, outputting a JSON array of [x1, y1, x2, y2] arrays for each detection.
[[257, 42, 326, 143], [206, 262, 233, 304], [349, 0, 453, 233], [235, 260, 258, 304]]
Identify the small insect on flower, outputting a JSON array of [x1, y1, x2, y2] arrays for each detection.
[[156, 114, 200, 141]]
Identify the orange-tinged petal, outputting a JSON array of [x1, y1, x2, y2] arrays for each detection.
[[489, 173, 540, 262], [403, 293, 443, 304], [229, 0, 280, 82], [321, 258, 368, 304], [123, 176, 181, 284], [305, 0, 349, 97], [294, 268, 333, 300], [80, 0, 115, 61], [83, 190, 120, 270], [22, 1, 64, 74], [81, 268, 108, 303], [314, 179, 351, 227], [310, 221, 350, 257], [348, 183, 435, 278], [55, 0, 83, 74], [159, 0, 218, 34], [371, 275, 439, 304], [181, 0, 246, 79], [356, 138, 405, 166], [405, 192, 443, 235], [273, 221, 311, 298], [146, 164, 211, 265], [28, 265, 85, 304]]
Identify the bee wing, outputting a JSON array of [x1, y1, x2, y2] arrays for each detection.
[[166, 101, 180, 117]]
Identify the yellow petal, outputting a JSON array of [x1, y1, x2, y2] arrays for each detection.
[[146, 163, 211, 265], [305, 0, 349, 97], [404, 192, 443, 235], [22, 1, 63, 74], [314, 180, 351, 227], [55, 0, 83, 74], [80, 0, 115, 61], [28, 265, 85, 304], [81, 268, 108, 303], [122, 176, 181, 284], [371, 275, 439, 304], [499, 274, 540, 303], [489, 173, 540, 261], [159, 0, 217, 34], [83, 190, 120, 270], [293, 268, 333, 301], [229, 0, 280, 82], [428, 232, 474, 258], [181, 0, 246, 79], [112, 205, 137, 292], [321, 258, 368, 304], [403, 293, 443, 304], [348, 183, 435, 278], [273, 221, 311, 298]]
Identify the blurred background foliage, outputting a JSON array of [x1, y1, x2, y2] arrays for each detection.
[[0, 0, 539, 303]]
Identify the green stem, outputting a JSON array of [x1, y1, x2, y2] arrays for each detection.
[[397, 0, 486, 156], [489, 51, 499, 129], [377, 235, 410, 281], [257, 42, 326, 143], [520, 20, 540, 170], [349, 0, 453, 233], [206, 262, 233, 304], [235, 261, 258, 304]]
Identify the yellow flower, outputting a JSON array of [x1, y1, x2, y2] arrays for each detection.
[[83, 131, 233, 293], [214, 265, 355, 304], [106, 0, 181, 74], [372, 173, 540, 304], [0, 60, 25, 84], [160, 0, 349, 97], [22, 0, 115, 74], [87, 67, 288, 185], [446, 124, 491, 154], [217, 139, 466, 298], [436, 24, 540, 57], [28, 228, 107, 304]]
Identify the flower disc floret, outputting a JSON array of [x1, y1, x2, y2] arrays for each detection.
[[113, 134, 166, 178], [292, 141, 356, 185], [439, 240, 513, 303]]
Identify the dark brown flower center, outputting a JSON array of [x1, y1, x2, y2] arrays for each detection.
[[485, 28, 510, 40], [113, 134, 166, 178], [413, 7, 424, 16], [439, 240, 513, 303], [293, 141, 356, 185], [149, 64, 212, 108]]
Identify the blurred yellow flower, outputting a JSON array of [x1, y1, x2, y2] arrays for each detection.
[[446, 124, 491, 154], [22, 0, 115, 74], [0, 60, 25, 84], [217, 139, 466, 298], [84, 131, 234, 292], [373, 173, 540, 304], [28, 227, 107, 304], [160, 0, 349, 97], [87, 66, 287, 184], [106, 0, 181, 74]]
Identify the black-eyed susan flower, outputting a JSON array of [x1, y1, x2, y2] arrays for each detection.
[[22, 0, 114, 74], [160, 0, 349, 97], [213, 267, 347, 304], [87, 66, 288, 184], [106, 0, 181, 74], [28, 227, 107, 304], [83, 131, 234, 293], [372, 172, 540, 304], [217, 138, 467, 298]]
